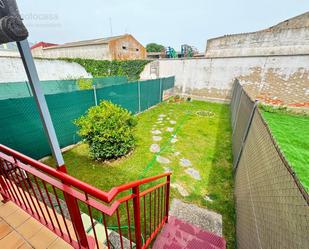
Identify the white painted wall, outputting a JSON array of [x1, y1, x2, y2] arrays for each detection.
[[140, 55, 309, 103], [32, 44, 111, 60], [206, 28, 309, 57], [0, 57, 91, 83]]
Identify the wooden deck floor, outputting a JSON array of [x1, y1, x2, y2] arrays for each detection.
[[0, 196, 73, 249]]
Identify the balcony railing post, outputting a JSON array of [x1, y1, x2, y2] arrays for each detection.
[[0, 173, 10, 203], [63, 193, 91, 249], [165, 175, 171, 223], [58, 166, 90, 249], [132, 186, 142, 249]]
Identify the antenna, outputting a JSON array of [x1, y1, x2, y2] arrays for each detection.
[[109, 17, 113, 36]]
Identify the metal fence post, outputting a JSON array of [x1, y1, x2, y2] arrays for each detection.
[[165, 175, 171, 223], [93, 85, 98, 106], [132, 186, 142, 249], [25, 81, 32, 97], [0, 165, 10, 203], [232, 89, 243, 135], [159, 78, 163, 102], [138, 81, 141, 113]]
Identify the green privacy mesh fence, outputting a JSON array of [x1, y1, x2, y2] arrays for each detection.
[[0, 76, 128, 100], [0, 76, 175, 159]]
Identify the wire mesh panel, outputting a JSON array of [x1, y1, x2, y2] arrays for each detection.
[[0, 81, 32, 99], [234, 109, 309, 249], [0, 76, 129, 100], [162, 76, 175, 91], [0, 77, 175, 159], [230, 79, 243, 129], [46, 90, 95, 149], [96, 82, 139, 114], [232, 91, 255, 167], [0, 97, 49, 159], [140, 79, 161, 112]]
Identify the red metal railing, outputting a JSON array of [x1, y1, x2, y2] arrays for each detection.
[[0, 144, 171, 249]]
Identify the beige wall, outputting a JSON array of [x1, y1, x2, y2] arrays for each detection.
[[31, 35, 146, 61], [205, 28, 309, 58], [32, 44, 111, 60], [109, 35, 147, 60]]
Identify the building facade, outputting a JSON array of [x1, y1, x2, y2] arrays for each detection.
[[31, 34, 146, 60]]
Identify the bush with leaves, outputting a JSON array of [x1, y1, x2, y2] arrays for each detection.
[[75, 101, 137, 160], [63, 58, 150, 81]]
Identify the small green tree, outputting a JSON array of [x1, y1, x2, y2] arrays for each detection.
[[146, 43, 165, 52], [75, 101, 137, 160]]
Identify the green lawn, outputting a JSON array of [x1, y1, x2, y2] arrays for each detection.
[[44, 100, 235, 248], [262, 110, 309, 192]]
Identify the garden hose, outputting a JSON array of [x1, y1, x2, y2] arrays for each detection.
[[94, 111, 192, 245], [138, 111, 191, 180]]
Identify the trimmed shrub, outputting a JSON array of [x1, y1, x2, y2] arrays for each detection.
[[75, 101, 137, 160]]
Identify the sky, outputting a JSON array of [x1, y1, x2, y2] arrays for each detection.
[[18, 0, 308, 52]]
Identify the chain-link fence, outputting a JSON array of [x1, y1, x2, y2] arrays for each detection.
[[231, 79, 309, 249], [0, 77, 175, 159]]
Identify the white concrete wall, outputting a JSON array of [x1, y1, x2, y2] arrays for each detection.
[[206, 28, 309, 58], [140, 55, 309, 104], [32, 44, 111, 60], [0, 57, 91, 83]]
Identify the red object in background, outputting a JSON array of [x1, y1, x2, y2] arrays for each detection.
[[31, 41, 58, 50]]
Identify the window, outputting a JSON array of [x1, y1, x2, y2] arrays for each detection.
[[136, 48, 139, 51], [122, 46, 127, 50]]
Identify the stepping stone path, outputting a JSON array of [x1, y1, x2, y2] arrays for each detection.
[[151, 130, 161, 135], [171, 183, 189, 197], [159, 114, 166, 118], [180, 158, 192, 167], [166, 127, 174, 132], [156, 156, 170, 164], [150, 144, 160, 153], [185, 168, 201, 180], [170, 120, 176, 125], [152, 136, 162, 142]]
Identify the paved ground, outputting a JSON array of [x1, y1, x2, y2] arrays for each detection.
[[169, 198, 222, 236]]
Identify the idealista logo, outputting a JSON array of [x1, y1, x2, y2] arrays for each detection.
[[0, 0, 5, 9]]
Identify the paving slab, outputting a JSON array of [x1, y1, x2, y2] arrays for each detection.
[[166, 127, 174, 132], [170, 120, 176, 125], [152, 136, 162, 142], [169, 199, 222, 236], [150, 144, 160, 153], [156, 156, 170, 164], [151, 129, 162, 135], [180, 158, 192, 167], [185, 168, 201, 180]]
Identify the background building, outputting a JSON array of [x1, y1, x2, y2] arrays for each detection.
[[31, 34, 146, 60]]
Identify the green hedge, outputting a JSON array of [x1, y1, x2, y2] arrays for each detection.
[[63, 58, 150, 81]]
